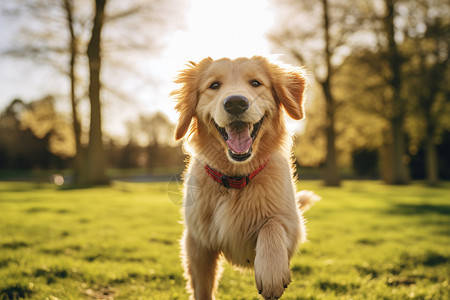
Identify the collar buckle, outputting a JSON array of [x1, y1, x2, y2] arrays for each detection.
[[221, 175, 230, 188]]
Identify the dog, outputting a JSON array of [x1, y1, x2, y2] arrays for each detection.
[[172, 56, 319, 300]]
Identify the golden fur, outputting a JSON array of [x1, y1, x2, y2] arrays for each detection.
[[172, 56, 316, 300]]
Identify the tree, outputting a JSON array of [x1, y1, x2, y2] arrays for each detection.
[[0, 97, 72, 170], [140, 113, 176, 170], [85, 0, 108, 185], [332, 49, 394, 180], [318, 0, 341, 186], [1, 0, 92, 183], [356, 0, 450, 184], [1, 0, 183, 185], [62, 0, 84, 183], [319, 0, 450, 184], [294, 51, 388, 172], [1, 0, 85, 176], [270, 0, 370, 186], [401, 0, 450, 185], [20, 96, 75, 159], [381, 0, 409, 184], [124, 112, 178, 170]]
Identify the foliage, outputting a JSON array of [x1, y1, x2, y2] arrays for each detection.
[[0, 98, 184, 173], [270, 0, 355, 186], [270, 0, 450, 185], [0, 181, 448, 299], [20, 96, 76, 158], [0, 98, 70, 170], [1, 0, 185, 185]]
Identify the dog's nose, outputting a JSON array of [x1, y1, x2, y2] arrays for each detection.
[[223, 95, 249, 115]]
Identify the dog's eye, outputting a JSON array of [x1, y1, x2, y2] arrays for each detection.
[[250, 80, 261, 87], [209, 81, 221, 90]]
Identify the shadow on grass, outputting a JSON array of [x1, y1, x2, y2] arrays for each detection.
[[0, 182, 49, 193], [388, 204, 450, 215], [0, 241, 30, 250], [57, 182, 111, 191], [317, 280, 360, 295], [0, 283, 34, 299], [400, 251, 449, 267]]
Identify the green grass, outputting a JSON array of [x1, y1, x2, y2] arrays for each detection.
[[0, 181, 448, 300]]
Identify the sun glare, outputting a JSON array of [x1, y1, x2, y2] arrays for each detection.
[[151, 0, 276, 126], [171, 0, 275, 61], [0, 0, 281, 140]]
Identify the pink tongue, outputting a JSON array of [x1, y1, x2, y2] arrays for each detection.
[[226, 125, 252, 154]]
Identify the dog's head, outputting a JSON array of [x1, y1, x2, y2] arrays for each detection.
[[172, 56, 306, 167]]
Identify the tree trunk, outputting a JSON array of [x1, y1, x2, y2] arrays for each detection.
[[86, 0, 109, 185], [390, 117, 409, 184], [63, 0, 85, 185], [384, 0, 409, 185], [420, 52, 440, 186], [425, 137, 439, 186], [321, 81, 341, 186], [379, 128, 393, 183], [321, 0, 341, 186], [424, 107, 439, 186]]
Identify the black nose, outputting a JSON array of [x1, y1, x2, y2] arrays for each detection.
[[223, 95, 249, 115]]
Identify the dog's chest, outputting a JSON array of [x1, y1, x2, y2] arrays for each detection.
[[209, 188, 264, 266], [184, 158, 294, 266]]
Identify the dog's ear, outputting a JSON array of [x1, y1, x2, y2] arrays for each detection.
[[172, 58, 214, 140], [271, 64, 306, 120], [171, 61, 200, 140]]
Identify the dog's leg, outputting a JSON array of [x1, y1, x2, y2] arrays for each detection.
[[254, 219, 291, 299], [182, 231, 221, 300]]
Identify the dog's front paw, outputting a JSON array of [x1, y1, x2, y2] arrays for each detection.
[[254, 259, 291, 299]]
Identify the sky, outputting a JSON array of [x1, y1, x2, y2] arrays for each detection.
[[0, 0, 302, 140]]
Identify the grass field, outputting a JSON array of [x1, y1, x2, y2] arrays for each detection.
[[0, 180, 449, 300]]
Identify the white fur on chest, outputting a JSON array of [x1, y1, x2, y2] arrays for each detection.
[[211, 189, 262, 266]]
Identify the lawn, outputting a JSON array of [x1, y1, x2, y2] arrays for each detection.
[[0, 180, 448, 300]]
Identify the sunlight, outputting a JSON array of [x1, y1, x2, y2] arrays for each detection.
[[170, 0, 275, 61], [151, 0, 277, 128], [0, 0, 279, 141]]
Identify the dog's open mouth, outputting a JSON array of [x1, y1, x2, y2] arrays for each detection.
[[214, 118, 264, 162]]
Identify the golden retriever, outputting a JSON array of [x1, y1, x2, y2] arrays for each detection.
[[172, 56, 319, 300]]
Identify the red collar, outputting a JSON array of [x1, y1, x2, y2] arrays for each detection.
[[204, 160, 268, 189]]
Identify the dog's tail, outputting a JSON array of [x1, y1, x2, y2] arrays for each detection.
[[296, 190, 321, 212]]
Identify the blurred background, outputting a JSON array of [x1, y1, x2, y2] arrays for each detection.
[[0, 0, 449, 187]]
